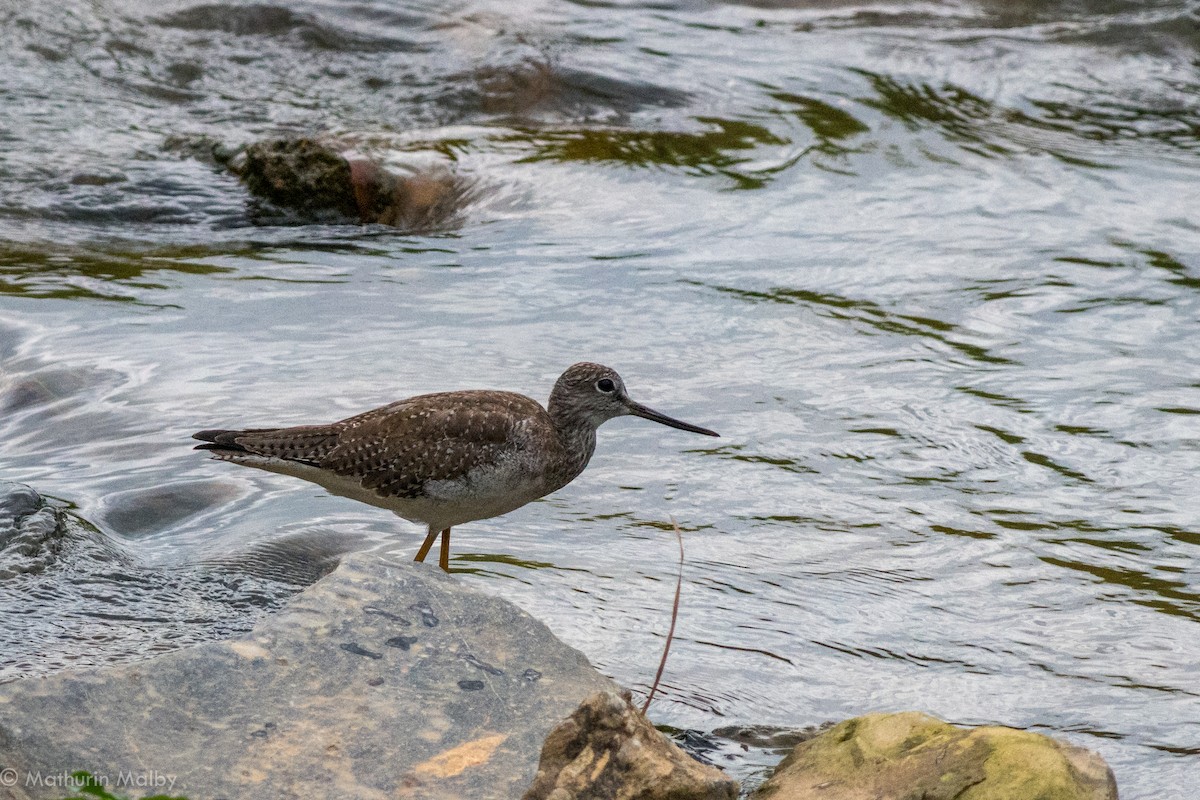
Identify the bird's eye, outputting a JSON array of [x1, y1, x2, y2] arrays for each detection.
[[596, 378, 616, 393]]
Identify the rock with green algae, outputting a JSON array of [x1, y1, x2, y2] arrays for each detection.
[[751, 711, 1117, 800]]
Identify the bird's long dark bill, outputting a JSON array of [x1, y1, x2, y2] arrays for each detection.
[[626, 400, 719, 437]]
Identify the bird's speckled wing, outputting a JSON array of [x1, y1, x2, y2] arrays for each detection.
[[194, 426, 342, 463], [199, 390, 551, 500]]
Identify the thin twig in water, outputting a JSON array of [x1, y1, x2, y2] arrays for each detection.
[[642, 518, 684, 716]]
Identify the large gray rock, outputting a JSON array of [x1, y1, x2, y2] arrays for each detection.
[[0, 552, 620, 800]]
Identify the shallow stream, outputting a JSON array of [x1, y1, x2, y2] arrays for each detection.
[[2, 0, 1198, 794]]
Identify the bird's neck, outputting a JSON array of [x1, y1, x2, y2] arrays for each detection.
[[546, 402, 599, 489]]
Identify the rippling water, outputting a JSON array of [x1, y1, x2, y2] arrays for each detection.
[[2, 0, 1198, 795]]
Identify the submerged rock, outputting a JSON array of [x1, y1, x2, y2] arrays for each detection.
[[0, 482, 122, 580], [0, 483, 312, 684], [751, 711, 1117, 800], [0, 551, 620, 800], [0, 483, 64, 571], [522, 689, 738, 800]]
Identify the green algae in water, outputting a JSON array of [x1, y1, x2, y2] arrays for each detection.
[[0, 243, 232, 304]]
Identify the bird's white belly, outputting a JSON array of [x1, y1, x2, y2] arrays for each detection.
[[412, 464, 549, 529], [232, 454, 550, 531]]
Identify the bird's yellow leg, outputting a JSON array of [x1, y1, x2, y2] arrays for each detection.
[[414, 527, 440, 563], [439, 527, 452, 572]]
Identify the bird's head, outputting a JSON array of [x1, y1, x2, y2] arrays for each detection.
[[549, 362, 719, 437]]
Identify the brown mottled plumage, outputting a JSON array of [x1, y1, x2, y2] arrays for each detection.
[[194, 363, 718, 571]]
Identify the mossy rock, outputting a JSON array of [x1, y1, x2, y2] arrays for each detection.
[[752, 711, 1116, 800], [238, 138, 359, 220], [233, 137, 465, 229]]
